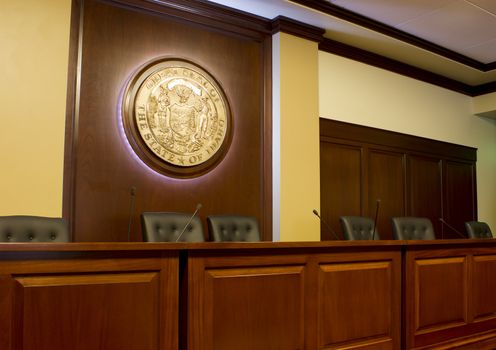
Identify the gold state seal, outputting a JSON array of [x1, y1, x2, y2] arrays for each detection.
[[123, 58, 231, 176]]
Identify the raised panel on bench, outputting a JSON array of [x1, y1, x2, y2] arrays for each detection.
[[12, 272, 161, 350], [368, 149, 406, 240], [472, 255, 496, 321], [320, 141, 362, 240], [199, 265, 305, 350], [317, 261, 396, 349], [414, 257, 467, 331]]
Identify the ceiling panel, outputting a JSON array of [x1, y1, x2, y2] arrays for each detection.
[[208, 0, 496, 87], [328, 0, 456, 27], [458, 38, 496, 63], [466, 0, 496, 15], [397, 0, 496, 59]]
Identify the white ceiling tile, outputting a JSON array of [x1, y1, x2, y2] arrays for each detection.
[[465, 0, 496, 16], [398, 0, 496, 51], [458, 38, 496, 63], [328, 0, 457, 26]]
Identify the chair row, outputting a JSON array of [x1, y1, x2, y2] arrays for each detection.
[[141, 212, 261, 242], [340, 216, 493, 240], [0, 215, 491, 243], [0, 214, 261, 243]]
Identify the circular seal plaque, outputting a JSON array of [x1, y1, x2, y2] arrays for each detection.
[[122, 58, 232, 177]]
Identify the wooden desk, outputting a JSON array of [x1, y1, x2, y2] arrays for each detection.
[[0, 240, 495, 350], [403, 240, 496, 349]]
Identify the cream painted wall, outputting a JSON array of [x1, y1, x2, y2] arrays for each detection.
[[319, 52, 496, 231], [273, 33, 320, 241], [473, 92, 496, 118], [0, 0, 70, 216]]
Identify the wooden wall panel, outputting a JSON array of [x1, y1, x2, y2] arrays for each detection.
[[65, 0, 272, 241], [320, 141, 362, 239], [408, 156, 442, 235], [368, 150, 405, 240], [319, 119, 477, 241], [444, 161, 477, 237], [318, 261, 396, 349]]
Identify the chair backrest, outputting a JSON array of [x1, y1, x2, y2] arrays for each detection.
[[465, 221, 493, 239], [340, 216, 380, 240], [141, 212, 205, 242], [207, 215, 261, 242], [0, 216, 70, 242], [391, 217, 435, 240]]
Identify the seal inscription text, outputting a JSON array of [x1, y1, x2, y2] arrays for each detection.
[[132, 60, 229, 168]]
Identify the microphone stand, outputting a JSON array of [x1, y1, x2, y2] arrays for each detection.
[[439, 218, 466, 239], [176, 204, 202, 242], [313, 209, 339, 240]]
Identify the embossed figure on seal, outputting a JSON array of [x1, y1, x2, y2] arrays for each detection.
[[134, 63, 229, 167]]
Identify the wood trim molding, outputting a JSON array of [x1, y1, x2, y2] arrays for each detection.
[[319, 38, 473, 96], [289, 0, 495, 72], [109, 0, 272, 39], [319, 118, 477, 162], [472, 81, 496, 96], [319, 38, 496, 96], [270, 15, 325, 42]]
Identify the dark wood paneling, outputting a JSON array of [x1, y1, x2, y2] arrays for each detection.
[[320, 141, 362, 239], [65, 0, 272, 241], [318, 260, 397, 349], [7, 241, 496, 349], [320, 119, 477, 163], [368, 150, 405, 239], [404, 246, 496, 349], [415, 257, 467, 330], [206, 266, 305, 350], [0, 249, 179, 350], [444, 161, 477, 237], [472, 255, 496, 321], [187, 247, 401, 350], [408, 155, 442, 234], [14, 273, 160, 350], [320, 119, 477, 241]]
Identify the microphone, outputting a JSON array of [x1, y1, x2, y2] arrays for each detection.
[[372, 199, 381, 240], [439, 218, 466, 239], [127, 186, 137, 242], [176, 204, 202, 242], [313, 209, 339, 240]]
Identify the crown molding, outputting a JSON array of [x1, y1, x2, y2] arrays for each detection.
[[108, 0, 272, 39], [320, 38, 496, 96], [290, 0, 496, 72], [271, 16, 325, 42]]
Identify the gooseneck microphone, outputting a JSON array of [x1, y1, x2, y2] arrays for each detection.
[[313, 209, 339, 240], [127, 186, 137, 242], [176, 203, 202, 242], [439, 218, 466, 239], [372, 199, 381, 240]]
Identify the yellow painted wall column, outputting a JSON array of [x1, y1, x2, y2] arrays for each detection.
[[273, 33, 320, 241], [473, 92, 496, 119], [0, 0, 70, 215]]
